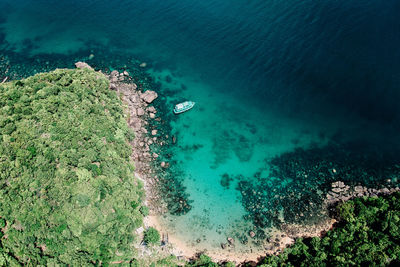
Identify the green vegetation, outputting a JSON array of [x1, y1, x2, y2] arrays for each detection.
[[143, 227, 160, 245], [259, 192, 400, 266], [185, 254, 235, 267], [140, 205, 150, 216], [0, 68, 144, 265]]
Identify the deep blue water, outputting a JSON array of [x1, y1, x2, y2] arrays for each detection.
[[1, 0, 400, 257], [1, 0, 400, 126]]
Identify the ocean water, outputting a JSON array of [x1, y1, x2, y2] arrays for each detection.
[[1, 0, 400, 257]]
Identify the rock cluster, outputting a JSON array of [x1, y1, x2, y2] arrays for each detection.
[[325, 181, 400, 205], [75, 62, 170, 214]]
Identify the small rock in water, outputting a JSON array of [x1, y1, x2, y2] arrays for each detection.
[[172, 136, 177, 144], [150, 113, 156, 119], [249, 231, 256, 238], [147, 106, 156, 113], [227, 237, 235, 245], [123, 70, 129, 76], [221, 243, 227, 249], [110, 70, 119, 77], [88, 54, 95, 60], [140, 62, 147, 68], [151, 130, 158, 135]]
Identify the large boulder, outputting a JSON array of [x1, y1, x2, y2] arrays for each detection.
[[75, 61, 93, 70], [140, 90, 158, 104]]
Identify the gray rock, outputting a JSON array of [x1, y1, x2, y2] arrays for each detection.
[[109, 83, 117, 90], [75, 61, 93, 70], [355, 186, 364, 193], [110, 70, 119, 77], [227, 237, 235, 245], [381, 188, 390, 194], [332, 187, 342, 193], [137, 108, 145, 116], [141, 90, 158, 103], [147, 106, 157, 113]]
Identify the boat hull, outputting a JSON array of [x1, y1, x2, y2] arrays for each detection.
[[173, 101, 195, 114]]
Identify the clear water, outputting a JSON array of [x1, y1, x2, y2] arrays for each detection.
[[1, 0, 400, 257]]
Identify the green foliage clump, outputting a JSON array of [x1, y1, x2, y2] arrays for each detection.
[[143, 227, 160, 245], [0, 68, 144, 265], [260, 193, 400, 266], [186, 254, 219, 267], [140, 205, 150, 216]]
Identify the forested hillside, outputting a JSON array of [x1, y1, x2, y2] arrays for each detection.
[[0, 69, 145, 265], [259, 192, 400, 266]]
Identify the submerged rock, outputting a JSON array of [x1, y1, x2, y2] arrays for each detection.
[[249, 231, 256, 238]]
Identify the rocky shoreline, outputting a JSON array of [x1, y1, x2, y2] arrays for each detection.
[[325, 180, 400, 206], [75, 61, 169, 214]]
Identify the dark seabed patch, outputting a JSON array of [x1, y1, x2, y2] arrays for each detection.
[[238, 141, 400, 230]]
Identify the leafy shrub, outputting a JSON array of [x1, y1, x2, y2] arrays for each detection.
[[140, 206, 150, 216], [143, 227, 160, 245], [186, 254, 219, 267]]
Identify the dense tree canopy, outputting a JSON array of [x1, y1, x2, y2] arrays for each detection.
[[0, 69, 144, 265], [259, 192, 400, 266]]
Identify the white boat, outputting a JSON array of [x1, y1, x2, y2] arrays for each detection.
[[173, 101, 195, 114]]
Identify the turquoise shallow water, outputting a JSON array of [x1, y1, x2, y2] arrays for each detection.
[[1, 0, 400, 256]]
